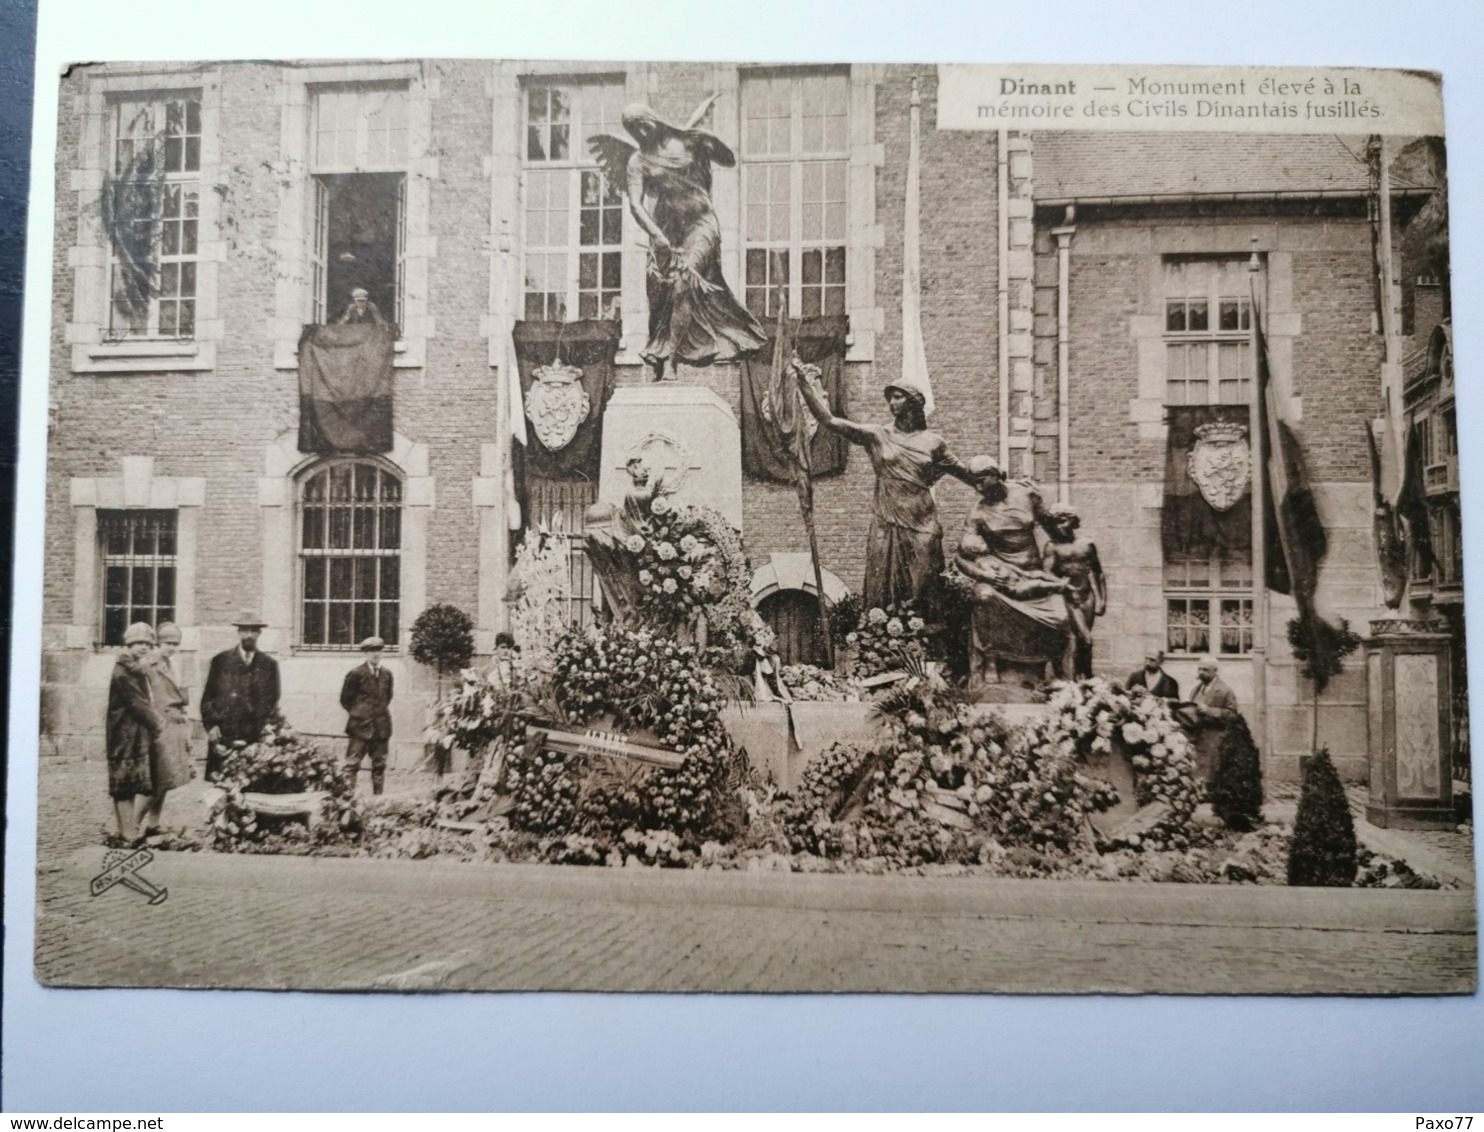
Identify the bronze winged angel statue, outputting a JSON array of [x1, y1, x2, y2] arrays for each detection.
[[591, 96, 767, 380]]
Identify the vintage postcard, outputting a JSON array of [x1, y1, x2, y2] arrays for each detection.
[[31, 58, 1475, 994]]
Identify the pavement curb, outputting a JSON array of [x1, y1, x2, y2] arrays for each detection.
[[59, 847, 1480, 933]]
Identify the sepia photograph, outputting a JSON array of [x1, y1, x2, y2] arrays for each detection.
[[27, 55, 1476, 996]]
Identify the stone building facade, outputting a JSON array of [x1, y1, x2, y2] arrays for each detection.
[[41, 60, 1440, 779]]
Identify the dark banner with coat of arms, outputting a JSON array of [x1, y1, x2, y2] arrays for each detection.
[[512, 319, 622, 481], [1162, 403, 1253, 560], [739, 315, 849, 483]]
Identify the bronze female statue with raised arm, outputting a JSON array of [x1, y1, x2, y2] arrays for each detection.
[[591, 97, 767, 380], [794, 369, 975, 613]]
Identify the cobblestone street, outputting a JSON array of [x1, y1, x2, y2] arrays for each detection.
[[30, 755, 1479, 994]]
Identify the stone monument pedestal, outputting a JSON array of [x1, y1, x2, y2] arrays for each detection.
[[597, 385, 743, 529], [1364, 619, 1456, 830]]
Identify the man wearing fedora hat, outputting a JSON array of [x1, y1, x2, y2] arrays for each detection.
[[200, 611, 282, 780], [340, 636, 394, 794]]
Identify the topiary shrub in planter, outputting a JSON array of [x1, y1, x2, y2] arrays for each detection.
[[410, 604, 476, 690], [410, 603, 477, 775], [1209, 713, 1264, 832], [1286, 747, 1357, 886]]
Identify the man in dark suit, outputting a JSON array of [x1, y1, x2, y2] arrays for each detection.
[[341, 635, 394, 794], [200, 611, 282, 780], [1127, 649, 1180, 700]]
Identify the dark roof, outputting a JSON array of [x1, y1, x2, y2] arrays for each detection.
[[1033, 132, 1396, 201]]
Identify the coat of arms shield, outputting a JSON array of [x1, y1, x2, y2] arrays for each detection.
[[525, 361, 590, 452], [1187, 420, 1251, 512]]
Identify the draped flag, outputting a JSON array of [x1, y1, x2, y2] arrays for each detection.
[[298, 321, 395, 454], [1253, 269, 1326, 616], [901, 79, 935, 417], [740, 315, 849, 482]]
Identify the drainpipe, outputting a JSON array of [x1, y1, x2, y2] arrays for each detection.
[[997, 129, 1009, 468], [1052, 207, 1075, 504]]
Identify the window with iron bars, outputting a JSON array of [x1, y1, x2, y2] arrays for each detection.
[[526, 476, 602, 629], [740, 69, 849, 320], [105, 92, 201, 341], [299, 461, 402, 649], [522, 79, 626, 322], [98, 510, 178, 646]]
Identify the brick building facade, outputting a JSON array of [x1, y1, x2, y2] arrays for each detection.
[[41, 60, 1442, 780]]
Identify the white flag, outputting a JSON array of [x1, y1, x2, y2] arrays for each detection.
[[901, 79, 935, 417]]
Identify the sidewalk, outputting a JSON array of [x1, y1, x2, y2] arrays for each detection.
[[27, 753, 1480, 995]]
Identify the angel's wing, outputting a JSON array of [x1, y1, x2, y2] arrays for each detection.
[[588, 133, 637, 194], [684, 129, 736, 170]]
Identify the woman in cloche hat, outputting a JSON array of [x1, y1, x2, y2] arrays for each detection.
[[138, 621, 196, 836], [105, 622, 163, 842]]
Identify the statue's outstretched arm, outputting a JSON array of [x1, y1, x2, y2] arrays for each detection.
[[936, 444, 977, 486], [794, 365, 872, 446]]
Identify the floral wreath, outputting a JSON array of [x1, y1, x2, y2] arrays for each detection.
[[1015, 678, 1203, 844], [208, 712, 361, 849]]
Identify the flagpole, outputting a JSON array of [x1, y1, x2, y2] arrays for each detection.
[[1248, 243, 1270, 776], [772, 293, 836, 670]]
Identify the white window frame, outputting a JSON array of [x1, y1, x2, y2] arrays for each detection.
[[308, 83, 411, 329], [103, 93, 203, 343], [519, 76, 627, 323], [739, 68, 851, 322], [270, 63, 436, 371], [67, 69, 224, 374]]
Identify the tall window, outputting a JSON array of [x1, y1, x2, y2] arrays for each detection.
[[740, 70, 849, 319], [105, 92, 201, 340], [1163, 257, 1254, 405], [522, 79, 625, 321], [299, 462, 402, 648], [1163, 257, 1257, 655], [98, 510, 177, 645], [309, 84, 409, 327]]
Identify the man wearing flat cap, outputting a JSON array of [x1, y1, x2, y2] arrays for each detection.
[[200, 611, 282, 781], [341, 636, 394, 794], [337, 287, 385, 325]]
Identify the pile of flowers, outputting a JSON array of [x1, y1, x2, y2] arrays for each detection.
[[779, 660, 1119, 869], [1015, 678, 1203, 849], [627, 500, 754, 657], [776, 664, 857, 702], [845, 602, 931, 679], [498, 625, 749, 857], [207, 713, 361, 852]]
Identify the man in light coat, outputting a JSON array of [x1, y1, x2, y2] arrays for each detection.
[[341, 636, 394, 794], [1188, 655, 1242, 782]]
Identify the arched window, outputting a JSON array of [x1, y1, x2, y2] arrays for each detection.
[[299, 460, 402, 648]]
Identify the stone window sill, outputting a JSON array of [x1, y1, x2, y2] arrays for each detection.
[[73, 339, 216, 374]]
